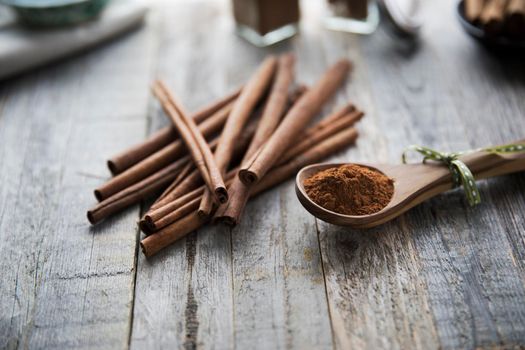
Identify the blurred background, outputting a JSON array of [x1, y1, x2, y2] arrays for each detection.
[[0, 0, 522, 82]]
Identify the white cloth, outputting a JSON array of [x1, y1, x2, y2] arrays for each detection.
[[0, 0, 148, 80]]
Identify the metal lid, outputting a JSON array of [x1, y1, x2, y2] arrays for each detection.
[[378, 0, 422, 37]]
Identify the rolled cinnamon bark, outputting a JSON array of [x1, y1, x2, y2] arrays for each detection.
[[480, 0, 509, 34], [107, 87, 241, 175], [141, 212, 208, 257], [197, 190, 215, 218], [215, 106, 363, 226], [108, 127, 176, 176], [198, 55, 294, 217], [289, 84, 309, 104], [150, 118, 260, 211], [88, 137, 221, 225], [239, 59, 352, 185], [244, 54, 296, 160], [280, 109, 363, 164], [156, 161, 194, 202], [151, 167, 203, 210], [153, 81, 227, 204], [299, 102, 356, 139], [149, 107, 361, 229], [506, 0, 525, 37], [94, 98, 233, 201], [253, 128, 358, 194], [212, 178, 250, 226], [144, 170, 236, 232], [465, 0, 485, 22], [87, 156, 188, 224], [141, 126, 359, 257], [139, 104, 361, 230], [145, 187, 204, 231], [148, 197, 201, 233], [214, 80, 310, 226], [188, 87, 241, 123], [199, 56, 278, 214]]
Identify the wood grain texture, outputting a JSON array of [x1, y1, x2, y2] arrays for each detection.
[[0, 15, 155, 349], [411, 3, 525, 348], [131, 5, 236, 350], [228, 14, 334, 350], [316, 0, 525, 349], [1, 0, 525, 349], [309, 5, 441, 347], [131, 4, 334, 349]]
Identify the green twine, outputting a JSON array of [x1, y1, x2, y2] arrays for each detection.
[[402, 142, 525, 206]]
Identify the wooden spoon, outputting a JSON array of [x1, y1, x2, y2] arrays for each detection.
[[296, 145, 525, 228]]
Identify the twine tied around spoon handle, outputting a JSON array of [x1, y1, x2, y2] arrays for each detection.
[[402, 142, 525, 206]]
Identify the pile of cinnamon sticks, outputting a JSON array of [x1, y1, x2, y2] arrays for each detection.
[[465, 0, 525, 37], [87, 54, 365, 257]]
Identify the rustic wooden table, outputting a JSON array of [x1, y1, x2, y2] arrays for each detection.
[[1, 0, 525, 349]]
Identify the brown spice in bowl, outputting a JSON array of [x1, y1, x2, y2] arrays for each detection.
[[304, 164, 394, 215]]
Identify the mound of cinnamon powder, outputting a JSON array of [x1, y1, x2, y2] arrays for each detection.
[[304, 164, 394, 215]]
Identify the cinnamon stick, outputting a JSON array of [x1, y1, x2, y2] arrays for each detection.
[[88, 137, 222, 224], [215, 105, 363, 226], [107, 87, 241, 175], [155, 161, 193, 203], [239, 59, 352, 185], [153, 81, 227, 204], [280, 109, 363, 164], [94, 97, 234, 201], [142, 212, 208, 256], [214, 75, 308, 226], [212, 178, 250, 227], [150, 167, 203, 210], [89, 106, 265, 226], [87, 156, 188, 224], [152, 106, 361, 230], [244, 54, 296, 160], [465, 0, 485, 22], [143, 170, 236, 232], [197, 189, 216, 217], [198, 56, 278, 215], [254, 128, 358, 195], [108, 127, 176, 176], [506, 0, 525, 37], [149, 117, 260, 211], [141, 127, 359, 257], [480, 0, 509, 33], [147, 197, 201, 233], [299, 103, 356, 139], [143, 187, 204, 232]]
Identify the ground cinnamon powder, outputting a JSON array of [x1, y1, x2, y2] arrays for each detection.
[[304, 164, 394, 215]]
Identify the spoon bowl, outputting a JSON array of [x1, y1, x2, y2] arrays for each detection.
[[296, 145, 525, 228]]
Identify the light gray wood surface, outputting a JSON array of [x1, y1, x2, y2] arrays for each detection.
[[1, 0, 524, 349]]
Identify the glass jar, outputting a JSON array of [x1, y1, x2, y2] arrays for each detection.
[[324, 0, 379, 34], [232, 0, 300, 47]]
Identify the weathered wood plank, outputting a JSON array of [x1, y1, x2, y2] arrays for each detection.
[[131, 5, 237, 350], [407, 2, 525, 348], [2, 0, 525, 349], [131, 3, 334, 349], [313, 6, 442, 348], [227, 14, 336, 349], [0, 17, 155, 349], [317, 0, 525, 349]]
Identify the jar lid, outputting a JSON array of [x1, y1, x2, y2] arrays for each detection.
[[378, 0, 422, 37]]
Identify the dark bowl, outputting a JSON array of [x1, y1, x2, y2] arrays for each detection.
[[456, 0, 525, 52]]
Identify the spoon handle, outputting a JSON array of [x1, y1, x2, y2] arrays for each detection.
[[461, 140, 525, 180]]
